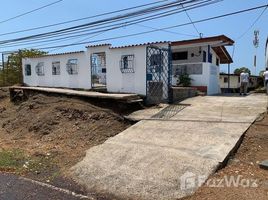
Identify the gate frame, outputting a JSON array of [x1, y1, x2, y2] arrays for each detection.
[[146, 45, 172, 104], [90, 52, 107, 89]]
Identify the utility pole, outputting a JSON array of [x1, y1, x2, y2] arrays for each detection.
[[253, 30, 259, 75], [1, 53, 5, 86]]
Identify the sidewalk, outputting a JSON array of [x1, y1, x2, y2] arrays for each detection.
[[72, 94, 267, 200]]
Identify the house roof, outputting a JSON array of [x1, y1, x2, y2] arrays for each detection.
[[212, 46, 233, 64], [171, 35, 234, 46], [86, 43, 111, 48], [171, 35, 234, 64], [27, 51, 85, 58], [109, 41, 170, 49]]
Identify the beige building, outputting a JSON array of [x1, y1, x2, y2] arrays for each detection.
[[220, 73, 260, 92]]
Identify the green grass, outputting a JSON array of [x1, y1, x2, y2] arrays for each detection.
[[0, 149, 25, 170], [0, 149, 60, 181]]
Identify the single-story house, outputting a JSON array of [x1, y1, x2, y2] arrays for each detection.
[[220, 73, 260, 92], [22, 35, 234, 103], [23, 51, 90, 89]]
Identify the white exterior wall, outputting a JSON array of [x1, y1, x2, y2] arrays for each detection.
[[220, 75, 239, 89], [22, 52, 91, 89], [87, 43, 169, 96], [220, 75, 259, 89], [171, 46, 221, 95], [106, 46, 147, 95]]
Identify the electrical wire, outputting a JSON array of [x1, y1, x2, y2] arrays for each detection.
[[0, 0, 212, 45], [27, 3, 267, 51], [0, 0, 64, 25], [0, 0, 167, 37], [181, 4, 202, 37], [0, 0, 218, 47], [235, 6, 267, 41]]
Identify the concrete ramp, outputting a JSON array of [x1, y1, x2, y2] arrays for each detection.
[[72, 94, 267, 200]]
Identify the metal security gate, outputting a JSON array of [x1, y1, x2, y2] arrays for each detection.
[[91, 52, 107, 89], [146, 46, 171, 104]]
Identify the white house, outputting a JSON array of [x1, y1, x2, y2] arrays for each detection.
[[22, 35, 234, 103], [220, 73, 260, 91], [87, 42, 170, 96], [23, 51, 91, 89], [170, 35, 234, 95]]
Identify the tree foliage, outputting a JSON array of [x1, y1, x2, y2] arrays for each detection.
[[177, 74, 192, 87], [234, 67, 251, 75], [0, 49, 47, 86]]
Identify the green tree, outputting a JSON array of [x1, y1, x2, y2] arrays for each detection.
[[0, 49, 47, 86], [234, 67, 251, 75]]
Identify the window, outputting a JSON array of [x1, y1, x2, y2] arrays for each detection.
[[216, 58, 220, 66], [25, 64, 31, 76], [224, 77, 228, 83], [203, 51, 207, 62], [208, 53, 213, 63], [66, 59, 78, 75], [120, 55, 135, 73], [172, 51, 188, 60], [52, 61, 60, 75], [35, 62, 45, 76], [173, 64, 203, 76]]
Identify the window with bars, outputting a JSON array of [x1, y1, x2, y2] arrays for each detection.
[[120, 55, 135, 73], [52, 61, 60, 75], [172, 51, 188, 60], [66, 59, 78, 75], [25, 64, 31, 76], [35, 62, 45, 76]]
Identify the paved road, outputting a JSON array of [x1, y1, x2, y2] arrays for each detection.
[[0, 173, 89, 200], [72, 94, 267, 200]]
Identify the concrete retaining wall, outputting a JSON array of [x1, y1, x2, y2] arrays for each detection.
[[171, 87, 197, 102]]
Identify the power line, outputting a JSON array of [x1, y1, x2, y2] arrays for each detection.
[[230, 6, 267, 73], [0, 0, 167, 37], [181, 4, 202, 37], [0, 0, 219, 47], [0, 1, 210, 48], [1, 1, 266, 55], [134, 23, 198, 37], [235, 6, 267, 41], [2, 1, 267, 52], [16, 3, 267, 51], [0, 0, 64, 25], [0, 0, 204, 47], [0, 0, 213, 44]]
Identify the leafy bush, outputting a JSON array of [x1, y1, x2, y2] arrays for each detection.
[[177, 74, 192, 87]]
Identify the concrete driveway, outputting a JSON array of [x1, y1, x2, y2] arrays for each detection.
[[72, 94, 267, 200]]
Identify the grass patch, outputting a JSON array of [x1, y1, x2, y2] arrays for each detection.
[[0, 149, 25, 172], [0, 149, 60, 182]]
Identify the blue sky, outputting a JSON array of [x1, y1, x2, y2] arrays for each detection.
[[0, 0, 267, 74]]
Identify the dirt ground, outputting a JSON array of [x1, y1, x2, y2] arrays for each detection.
[[182, 114, 268, 200], [0, 88, 134, 196], [1, 87, 268, 199]]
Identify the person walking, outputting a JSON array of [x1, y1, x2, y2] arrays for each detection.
[[263, 68, 268, 94], [240, 70, 249, 96]]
